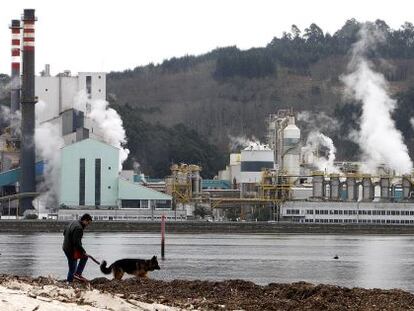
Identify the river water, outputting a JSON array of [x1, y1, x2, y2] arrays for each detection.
[[1, 233, 414, 291]]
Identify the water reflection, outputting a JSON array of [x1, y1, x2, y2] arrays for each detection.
[[1, 233, 414, 292]]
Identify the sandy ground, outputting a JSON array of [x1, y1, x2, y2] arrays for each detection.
[[0, 275, 176, 311], [2, 275, 414, 310]]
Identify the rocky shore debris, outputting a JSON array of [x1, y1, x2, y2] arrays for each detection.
[[2, 274, 414, 310]]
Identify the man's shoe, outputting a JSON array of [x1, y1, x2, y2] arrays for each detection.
[[73, 273, 89, 282]]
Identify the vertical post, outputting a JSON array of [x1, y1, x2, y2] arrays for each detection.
[[161, 214, 165, 260], [20, 9, 37, 214]]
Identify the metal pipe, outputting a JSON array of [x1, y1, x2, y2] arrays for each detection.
[[20, 9, 37, 213]]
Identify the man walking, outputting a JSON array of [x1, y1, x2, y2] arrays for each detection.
[[62, 213, 92, 282]]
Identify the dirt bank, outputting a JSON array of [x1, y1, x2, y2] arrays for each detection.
[[1, 275, 414, 310]]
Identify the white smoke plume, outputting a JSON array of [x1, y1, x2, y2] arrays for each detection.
[[0, 105, 21, 136], [410, 118, 414, 130], [0, 77, 18, 100], [297, 111, 339, 133], [341, 23, 413, 174], [88, 99, 130, 170], [34, 122, 64, 213], [302, 131, 339, 173], [228, 135, 269, 151]]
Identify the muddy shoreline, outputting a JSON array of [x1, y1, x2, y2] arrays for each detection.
[[1, 274, 414, 310], [2, 220, 414, 234]]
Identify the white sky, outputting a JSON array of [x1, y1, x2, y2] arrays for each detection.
[[0, 0, 413, 75]]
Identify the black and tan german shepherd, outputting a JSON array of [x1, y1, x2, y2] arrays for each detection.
[[100, 256, 160, 279]]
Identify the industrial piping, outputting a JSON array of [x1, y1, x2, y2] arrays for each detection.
[[10, 19, 21, 114], [20, 9, 37, 213]]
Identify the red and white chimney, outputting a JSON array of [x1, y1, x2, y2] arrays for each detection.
[[10, 19, 21, 113]]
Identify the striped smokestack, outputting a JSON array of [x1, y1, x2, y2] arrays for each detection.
[[10, 19, 21, 114], [20, 9, 37, 213]]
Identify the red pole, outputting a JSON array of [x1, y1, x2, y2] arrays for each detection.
[[161, 214, 165, 260]]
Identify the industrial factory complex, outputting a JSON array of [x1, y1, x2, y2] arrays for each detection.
[[1, 9, 414, 225]]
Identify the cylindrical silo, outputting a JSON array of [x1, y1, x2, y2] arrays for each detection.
[[380, 176, 390, 201], [346, 174, 358, 202], [312, 171, 325, 199], [329, 173, 340, 201], [282, 117, 301, 177], [362, 174, 374, 202]]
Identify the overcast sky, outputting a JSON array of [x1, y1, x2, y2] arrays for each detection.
[[1, 0, 413, 75]]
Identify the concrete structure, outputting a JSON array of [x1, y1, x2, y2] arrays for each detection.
[[218, 153, 241, 186], [36, 69, 106, 124], [58, 138, 183, 220]]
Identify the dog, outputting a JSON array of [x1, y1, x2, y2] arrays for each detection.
[[100, 256, 160, 280]]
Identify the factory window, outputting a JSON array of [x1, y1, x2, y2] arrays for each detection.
[[98, 75, 101, 79], [140, 200, 149, 208], [86, 76, 92, 97], [79, 159, 85, 206], [108, 166, 111, 170], [108, 186, 111, 189], [121, 200, 139, 208], [155, 200, 171, 209], [99, 89, 101, 92], [95, 159, 101, 206], [45, 88, 48, 92]]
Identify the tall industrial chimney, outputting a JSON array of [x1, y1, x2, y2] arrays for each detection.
[[10, 19, 21, 114], [20, 9, 37, 213]]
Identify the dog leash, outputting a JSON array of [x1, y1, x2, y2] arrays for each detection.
[[88, 254, 100, 265]]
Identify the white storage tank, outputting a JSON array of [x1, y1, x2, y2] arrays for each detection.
[[283, 117, 300, 176], [240, 143, 274, 183]]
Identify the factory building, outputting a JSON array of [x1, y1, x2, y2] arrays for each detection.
[[58, 138, 183, 221], [36, 67, 106, 124], [35, 66, 105, 145]]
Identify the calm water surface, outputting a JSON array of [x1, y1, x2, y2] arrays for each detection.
[[1, 233, 414, 291]]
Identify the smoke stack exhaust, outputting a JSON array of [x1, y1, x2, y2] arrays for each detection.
[[10, 19, 21, 114], [20, 9, 37, 213]]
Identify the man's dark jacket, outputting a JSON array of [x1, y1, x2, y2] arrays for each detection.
[[62, 220, 86, 257]]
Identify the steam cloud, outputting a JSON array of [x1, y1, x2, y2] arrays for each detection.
[[297, 111, 339, 133], [228, 135, 269, 151], [34, 121, 64, 213], [411, 118, 414, 130], [88, 99, 130, 170], [341, 23, 413, 174], [302, 131, 339, 173], [0, 105, 21, 136]]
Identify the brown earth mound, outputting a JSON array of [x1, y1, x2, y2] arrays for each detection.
[[1, 274, 414, 310]]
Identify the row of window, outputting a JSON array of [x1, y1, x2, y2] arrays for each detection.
[[286, 209, 300, 215], [121, 200, 171, 209], [305, 209, 414, 216], [303, 218, 414, 224]]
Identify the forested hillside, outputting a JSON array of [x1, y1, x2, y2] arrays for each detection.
[[108, 19, 414, 177], [1, 20, 414, 178]]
